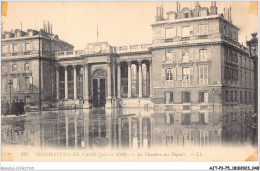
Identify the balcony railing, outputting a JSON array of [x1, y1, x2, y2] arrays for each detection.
[[116, 44, 151, 53], [54, 50, 85, 58]]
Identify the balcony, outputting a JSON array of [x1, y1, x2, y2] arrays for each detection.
[[1, 50, 40, 60], [115, 44, 151, 53]]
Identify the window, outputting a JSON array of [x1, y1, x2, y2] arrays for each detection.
[[2, 45, 8, 53], [245, 92, 247, 104], [199, 49, 207, 60], [182, 91, 190, 103], [235, 91, 237, 102], [183, 13, 189, 18], [182, 67, 190, 85], [182, 26, 190, 37], [12, 64, 17, 71], [13, 44, 19, 52], [199, 24, 208, 35], [240, 70, 242, 85], [182, 51, 189, 62], [165, 28, 176, 38], [1, 65, 6, 73], [25, 77, 33, 90], [165, 52, 173, 62], [165, 68, 173, 80], [244, 71, 247, 86], [25, 63, 30, 71], [226, 90, 229, 102], [25, 97, 30, 106], [249, 73, 251, 87], [165, 92, 174, 104], [199, 113, 205, 124], [199, 66, 208, 84], [12, 77, 19, 91], [199, 92, 208, 103], [240, 91, 243, 104], [230, 91, 233, 102], [25, 43, 30, 51], [182, 113, 191, 125], [249, 92, 251, 103]]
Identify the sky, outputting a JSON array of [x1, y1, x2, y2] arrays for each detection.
[[1, 1, 258, 50]]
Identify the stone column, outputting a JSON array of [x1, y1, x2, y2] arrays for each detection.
[[129, 117, 132, 148], [149, 61, 153, 97], [127, 61, 132, 98], [138, 60, 143, 98], [56, 67, 60, 99], [106, 63, 112, 108], [117, 62, 121, 98], [139, 118, 143, 148], [74, 114, 78, 147], [64, 66, 68, 100], [73, 66, 77, 99], [83, 64, 90, 108]]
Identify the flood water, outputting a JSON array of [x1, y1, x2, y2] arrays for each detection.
[[1, 108, 230, 150]]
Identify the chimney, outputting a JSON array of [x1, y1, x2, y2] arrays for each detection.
[[230, 7, 232, 23], [48, 21, 50, 33], [178, 3, 181, 12], [51, 24, 52, 34], [176, 1, 178, 12]]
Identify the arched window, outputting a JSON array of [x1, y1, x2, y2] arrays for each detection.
[[12, 64, 17, 71], [25, 63, 30, 71]]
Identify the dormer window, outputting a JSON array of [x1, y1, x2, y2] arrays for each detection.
[[223, 26, 227, 35], [183, 13, 189, 18]]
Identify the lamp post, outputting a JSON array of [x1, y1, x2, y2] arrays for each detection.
[[8, 80, 13, 103], [212, 88, 215, 125]]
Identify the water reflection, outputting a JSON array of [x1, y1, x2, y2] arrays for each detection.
[[2, 108, 224, 149]]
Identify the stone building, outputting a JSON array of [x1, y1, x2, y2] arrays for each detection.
[[1, 23, 73, 110], [1, 1, 255, 142]]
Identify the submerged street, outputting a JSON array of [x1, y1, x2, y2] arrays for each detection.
[[2, 107, 234, 149]]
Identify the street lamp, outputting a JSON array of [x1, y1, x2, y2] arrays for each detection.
[[212, 88, 215, 125], [8, 80, 13, 103]]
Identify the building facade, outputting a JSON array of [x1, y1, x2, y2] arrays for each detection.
[[1, 2, 256, 144]]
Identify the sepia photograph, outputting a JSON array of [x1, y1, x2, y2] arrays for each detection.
[[0, 0, 259, 169]]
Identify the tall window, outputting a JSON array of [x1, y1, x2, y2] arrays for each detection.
[[165, 92, 174, 104], [240, 91, 243, 104], [165, 68, 173, 81], [244, 71, 247, 86], [245, 92, 247, 104], [25, 63, 30, 71], [12, 64, 17, 71], [230, 91, 233, 102], [235, 91, 237, 102], [182, 67, 190, 85], [182, 113, 191, 125], [13, 44, 19, 52], [165, 52, 173, 62], [25, 43, 31, 51], [199, 92, 208, 103], [2, 45, 8, 53], [25, 77, 33, 91], [249, 92, 251, 103], [226, 90, 229, 102], [199, 113, 205, 124], [1, 65, 6, 73], [12, 77, 19, 91], [199, 49, 207, 60], [199, 66, 208, 84], [199, 24, 208, 35], [240, 70, 242, 85], [182, 91, 190, 103], [182, 26, 190, 37]]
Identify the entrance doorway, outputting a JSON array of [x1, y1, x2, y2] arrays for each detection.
[[92, 69, 107, 107]]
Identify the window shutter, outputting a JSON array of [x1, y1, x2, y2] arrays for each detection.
[[177, 67, 182, 80], [204, 92, 208, 103]]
